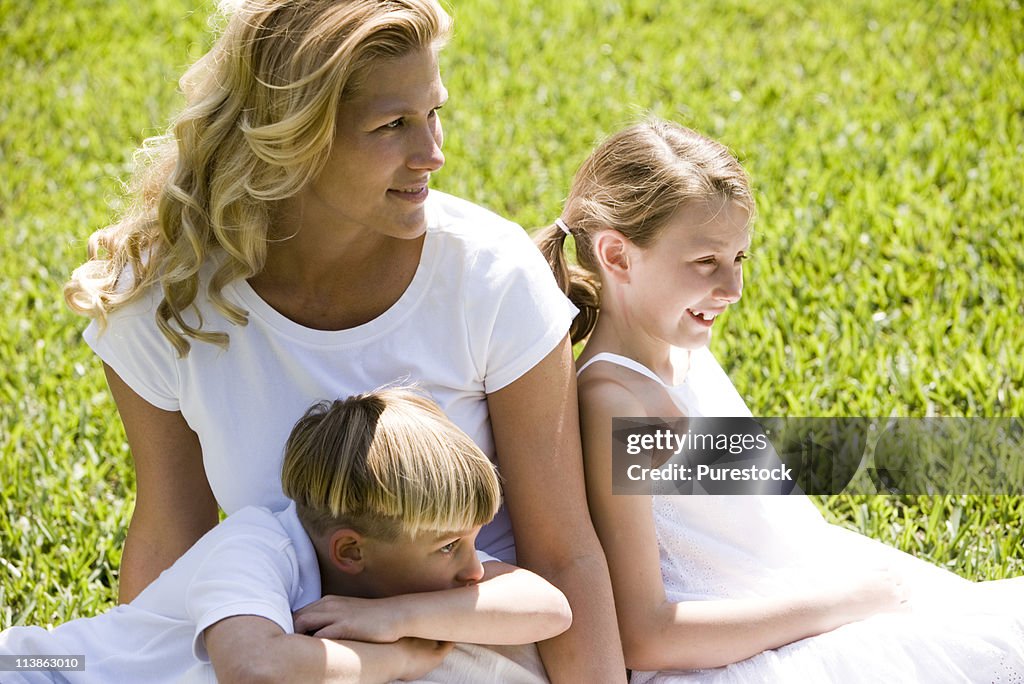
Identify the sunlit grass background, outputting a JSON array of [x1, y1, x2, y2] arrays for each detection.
[[2, 0, 1022, 627]]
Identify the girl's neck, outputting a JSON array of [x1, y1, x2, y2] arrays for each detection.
[[583, 307, 688, 386]]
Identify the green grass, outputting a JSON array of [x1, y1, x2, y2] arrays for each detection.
[[2, 0, 1022, 627]]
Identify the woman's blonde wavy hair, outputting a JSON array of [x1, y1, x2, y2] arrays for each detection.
[[282, 387, 501, 540], [64, 0, 452, 357], [535, 118, 755, 345]]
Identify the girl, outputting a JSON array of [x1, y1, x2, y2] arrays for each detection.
[[537, 118, 1024, 682], [64, 0, 621, 680]]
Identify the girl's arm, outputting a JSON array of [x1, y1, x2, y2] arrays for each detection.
[[580, 378, 908, 671], [487, 336, 627, 682], [104, 364, 219, 603], [293, 561, 572, 645], [205, 615, 452, 684]]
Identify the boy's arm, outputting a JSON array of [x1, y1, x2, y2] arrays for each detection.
[[293, 561, 572, 645], [205, 614, 452, 684]]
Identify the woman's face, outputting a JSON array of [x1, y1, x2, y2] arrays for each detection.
[[306, 48, 448, 240], [624, 199, 750, 350]]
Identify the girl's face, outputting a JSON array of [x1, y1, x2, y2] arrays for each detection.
[[304, 47, 448, 239], [625, 198, 750, 350]]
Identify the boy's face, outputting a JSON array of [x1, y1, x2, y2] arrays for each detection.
[[355, 524, 486, 598]]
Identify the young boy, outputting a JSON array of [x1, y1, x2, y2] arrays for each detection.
[[0, 389, 572, 683]]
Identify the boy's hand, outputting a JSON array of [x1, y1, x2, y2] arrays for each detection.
[[293, 595, 403, 642], [394, 638, 454, 681]]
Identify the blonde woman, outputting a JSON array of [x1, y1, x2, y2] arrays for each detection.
[[65, 1, 622, 680]]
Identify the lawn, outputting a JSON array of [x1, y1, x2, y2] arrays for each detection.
[[2, 0, 1022, 627]]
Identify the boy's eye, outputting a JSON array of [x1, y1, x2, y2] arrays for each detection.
[[382, 118, 404, 130], [439, 540, 458, 554]]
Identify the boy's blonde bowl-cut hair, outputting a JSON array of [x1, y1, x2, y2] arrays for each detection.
[[282, 388, 501, 540]]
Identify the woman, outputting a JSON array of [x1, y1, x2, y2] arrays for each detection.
[[65, 1, 622, 680]]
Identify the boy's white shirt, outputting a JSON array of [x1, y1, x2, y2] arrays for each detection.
[[0, 502, 497, 683]]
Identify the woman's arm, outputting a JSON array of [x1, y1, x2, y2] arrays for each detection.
[[205, 615, 452, 684], [580, 378, 909, 671], [486, 336, 627, 683], [103, 364, 219, 603], [293, 560, 572, 645]]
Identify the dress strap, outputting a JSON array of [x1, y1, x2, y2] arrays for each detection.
[[575, 352, 667, 386]]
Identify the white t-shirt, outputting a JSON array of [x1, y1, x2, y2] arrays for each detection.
[[0, 504, 319, 684], [84, 191, 576, 562]]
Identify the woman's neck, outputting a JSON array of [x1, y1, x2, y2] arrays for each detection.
[[248, 204, 425, 331]]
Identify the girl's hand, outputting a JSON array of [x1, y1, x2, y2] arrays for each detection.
[[832, 566, 912, 623], [293, 595, 403, 642], [394, 638, 454, 681]]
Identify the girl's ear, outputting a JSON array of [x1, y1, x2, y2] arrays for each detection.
[[328, 528, 366, 575], [593, 230, 632, 284]]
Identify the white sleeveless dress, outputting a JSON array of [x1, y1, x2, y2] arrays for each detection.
[[578, 347, 1024, 683]]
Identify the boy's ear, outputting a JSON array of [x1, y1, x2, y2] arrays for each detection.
[[592, 230, 632, 283], [327, 528, 366, 575]]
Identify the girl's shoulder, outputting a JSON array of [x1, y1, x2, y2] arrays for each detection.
[[577, 355, 682, 420]]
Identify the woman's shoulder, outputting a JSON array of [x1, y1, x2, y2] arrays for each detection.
[[427, 191, 536, 255]]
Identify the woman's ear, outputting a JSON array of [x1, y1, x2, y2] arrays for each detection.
[[328, 528, 366, 575], [592, 230, 633, 284]]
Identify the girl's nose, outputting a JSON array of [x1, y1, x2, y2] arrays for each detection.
[[715, 264, 743, 303]]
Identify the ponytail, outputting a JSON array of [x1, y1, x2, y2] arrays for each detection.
[[534, 222, 601, 345]]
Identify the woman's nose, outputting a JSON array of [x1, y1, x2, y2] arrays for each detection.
[[409, 119, 444, 172]]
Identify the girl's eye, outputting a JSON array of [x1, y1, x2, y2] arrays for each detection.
[[382, 118, 404, 130], [696, 257, 717, 266], [736, 253, 750, 263]]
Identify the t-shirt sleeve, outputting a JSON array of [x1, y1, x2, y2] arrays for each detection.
[[82, 287, 181, 411], [469, 223, 578, 393], [476, 548, 501, 565], [185, 534, 300, 663]]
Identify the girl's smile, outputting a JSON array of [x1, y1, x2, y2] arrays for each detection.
[[626, 198, 750, 352]]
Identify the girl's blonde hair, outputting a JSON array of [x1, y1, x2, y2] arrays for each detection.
[[64, 0, 452, 357], [281, 388, 501, 540], [536, 118, 755, 345]]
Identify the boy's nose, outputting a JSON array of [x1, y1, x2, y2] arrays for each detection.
[[455, 553, 485, 586]]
